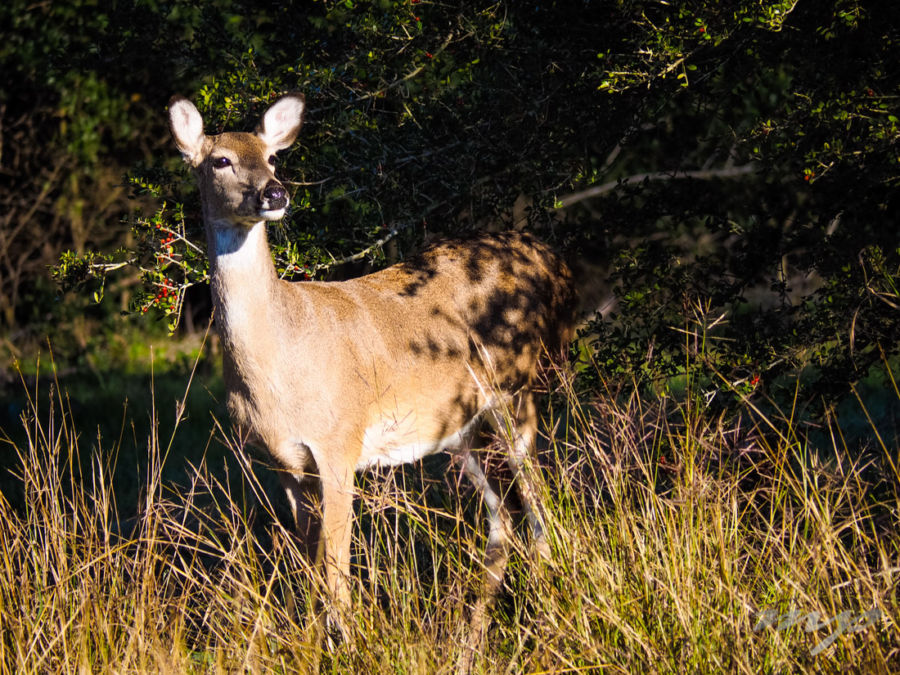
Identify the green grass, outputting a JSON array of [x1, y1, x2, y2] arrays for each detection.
[[0, 348, 897, 673], [0, 330, 230, 513]]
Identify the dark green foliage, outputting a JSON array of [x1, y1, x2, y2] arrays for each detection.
[[1, 0, 897, 432]]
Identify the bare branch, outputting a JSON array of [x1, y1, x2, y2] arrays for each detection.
[[556, 163, 756, 209], [356, 32, 456, 101], [312, 222, 413, 273]]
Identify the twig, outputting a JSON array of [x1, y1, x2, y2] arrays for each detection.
[[556, 164, 756, 209], [312, 222, 414, 273], [356, 32, 456, 102], [285, 177, 333, 187], [89, 259, 138, 273]]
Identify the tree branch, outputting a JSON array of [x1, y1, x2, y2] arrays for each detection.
[[356, 32, 457, 102], [556, 163, 756, 209], [311, 222, 413, 273]]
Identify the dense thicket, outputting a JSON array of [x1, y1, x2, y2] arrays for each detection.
[[2, 0, 897, 422]]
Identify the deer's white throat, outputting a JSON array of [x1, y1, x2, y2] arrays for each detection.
[[209, 221, 278, 341], [210, 221, 270, 266]]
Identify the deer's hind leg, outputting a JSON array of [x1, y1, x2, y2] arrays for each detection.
[[455, 440, 514, 675], [279, 471, 322, 562], [490, 393, 551, 559], [460, 450, 513, 590]]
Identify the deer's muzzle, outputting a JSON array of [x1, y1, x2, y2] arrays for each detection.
[[261, 180, 288, 212]]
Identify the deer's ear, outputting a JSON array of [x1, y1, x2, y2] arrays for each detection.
[[257, 93, 305, 152], [168, 96, 206, 166]]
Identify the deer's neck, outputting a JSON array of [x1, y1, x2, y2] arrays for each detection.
[[206, 221, 281, 346]]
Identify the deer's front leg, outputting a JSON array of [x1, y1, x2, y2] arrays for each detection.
[[318, 468, 355, 609]]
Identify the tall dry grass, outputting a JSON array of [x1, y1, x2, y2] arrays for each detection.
[[0, 355, 897, 673]]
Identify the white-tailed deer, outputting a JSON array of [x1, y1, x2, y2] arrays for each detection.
[[168, 92, 576, 611]]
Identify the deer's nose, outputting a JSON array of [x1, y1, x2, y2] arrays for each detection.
[[263, 181, 285, 202], [261, 180, 287, 209]]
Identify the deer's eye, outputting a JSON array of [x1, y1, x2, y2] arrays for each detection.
[[267, 155, 277, 166], [212, 156, 232, 169]]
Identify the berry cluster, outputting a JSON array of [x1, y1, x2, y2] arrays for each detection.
[[141, 279, 179, 314], [139, 222, 182, 314], [286, 263, 311, 280], [155, 223, 176, 265]]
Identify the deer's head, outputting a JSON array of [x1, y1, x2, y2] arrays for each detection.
[[168, 94, 305, 228]]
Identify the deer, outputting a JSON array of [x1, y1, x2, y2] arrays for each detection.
[[167, 92, 577, 619]]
